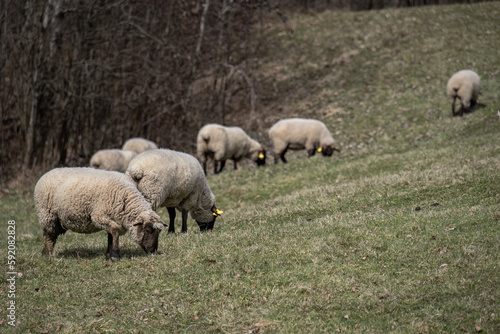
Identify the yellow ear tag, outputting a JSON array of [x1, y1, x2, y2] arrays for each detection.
[[317, 147, 322, 152], [258, 153, 264, 159], [213, 209, 224, 216]]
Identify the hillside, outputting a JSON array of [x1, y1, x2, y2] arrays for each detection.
[[1, 3, 499, 333]]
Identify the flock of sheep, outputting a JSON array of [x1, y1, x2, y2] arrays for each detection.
[[34, 69, 480, 260]]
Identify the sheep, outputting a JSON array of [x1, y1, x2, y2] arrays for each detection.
[[90, 149, 137, 173], [196, 123, 266, 175], [126, 149, 223, 233], [122, 137, 158, 153], [446, 70, 481, 117], [268, 118, 340, 164], [34, 167, 167, 261]]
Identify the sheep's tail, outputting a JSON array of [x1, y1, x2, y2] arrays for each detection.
[[128, 168, 144, 184]]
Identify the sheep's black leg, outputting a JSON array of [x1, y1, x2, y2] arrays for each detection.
[[213, 160, 218, 174], [451, 98, 456, 117], [233, 159, 238, 170], [106, 233, 113, 259], [307, 148, 316, 157], [202, 156, 208, 175], [218, 160, 226, 173], [280, 149, 288, 163], [470, 99, 477, 108], [459, 103, 464, 117], [167, 207, 176, 233], [106, 228, 120, 261], [181, 210, 188, 233]]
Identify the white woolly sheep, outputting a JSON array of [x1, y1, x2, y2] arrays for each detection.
[[122, 137, 158, 153], [446, 70, 481, 117], [268, 118, 340, 164], [90, 149, 137, 173], [34, 167, 166, 261], [126, 149, 223, 233], [196, 123, 266, 175]]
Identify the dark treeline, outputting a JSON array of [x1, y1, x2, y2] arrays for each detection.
[[281, 0, 489, 11], [1, 0, 269, 181], [0, 0, 489, 183]]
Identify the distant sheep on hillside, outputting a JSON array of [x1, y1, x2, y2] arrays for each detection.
[[122, 137, 158, 154], [90, 149, 137, 173], [197, 124, 266, 174], [446, 70, 481, 117], [268, 118, 340, 163]]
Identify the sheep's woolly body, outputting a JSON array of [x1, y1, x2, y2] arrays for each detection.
[[126, 149, 216, 224], [122, 137, 158, 153], [269, 118, 336, 162], [34, 168, 164, 247], [90, 149, 137, 173], [446, 70, 480, 116], [196, 124, 265, 173]]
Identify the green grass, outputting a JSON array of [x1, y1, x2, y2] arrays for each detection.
[[1, 3, 500, 333]]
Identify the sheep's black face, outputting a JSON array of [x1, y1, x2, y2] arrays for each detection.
[[255, 150, 266, 166], [196, 205, 222, 231], [140, 222, 162, 254], [196, 218, 215, 232], [322, 145, 340, 157]]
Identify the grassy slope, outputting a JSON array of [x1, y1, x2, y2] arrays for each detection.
[[1, 3, 499, 333]]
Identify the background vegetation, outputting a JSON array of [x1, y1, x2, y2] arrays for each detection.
[[0, 0, 492, 183], [1, 1, 499, 333]]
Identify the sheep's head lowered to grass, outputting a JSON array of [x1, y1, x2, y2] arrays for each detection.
[[195, 206, 223, 231], [255, 149, 267, 167], [318, 144, 341, 157], [130, 212, 166, 254]]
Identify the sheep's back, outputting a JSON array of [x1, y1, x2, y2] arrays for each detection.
[[90, 149, 135, 172], [122, 137, 158, 153], [127, 149, 204, 209]]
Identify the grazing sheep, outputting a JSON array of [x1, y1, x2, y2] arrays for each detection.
[[196, 123, 266, 175], [90, 149, 137, 173], [126, 149, 223, 233], [268, 118, 340, 164], [34, 168, 166, 261], [122, 137, 158, 153], [446, 70, 481, 117]]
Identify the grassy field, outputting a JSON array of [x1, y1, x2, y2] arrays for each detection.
[[1, 2, 500, 333]]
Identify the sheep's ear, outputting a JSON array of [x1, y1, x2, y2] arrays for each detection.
[[211, 205, 224, 217], [151, 222, 166, 230]]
